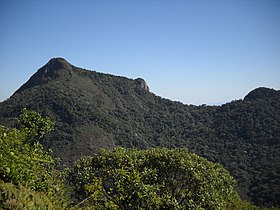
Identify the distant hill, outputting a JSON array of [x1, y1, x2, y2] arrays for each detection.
[[0, 58, 279, 207]]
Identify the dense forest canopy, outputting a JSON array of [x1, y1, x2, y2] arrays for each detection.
[[0, 58, 279, 207], [0, 110, 264, 209]]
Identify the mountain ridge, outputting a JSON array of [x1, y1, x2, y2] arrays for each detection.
[[0, 58, 279, 207], [13, 57, 273, 105]]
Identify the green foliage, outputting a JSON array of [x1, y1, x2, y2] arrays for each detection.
[[0, 58, 279, 207], [0, 109, 68, 209], [0, 109, 272, 209], [68, 147, 245, 209], [18, 108, 54, 140], [0, 181, 56, 210]]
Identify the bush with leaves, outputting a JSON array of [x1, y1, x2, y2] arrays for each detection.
[[0, 109, 68, 209], [68, 147, 252, 209], [17, 108, 54, 141]]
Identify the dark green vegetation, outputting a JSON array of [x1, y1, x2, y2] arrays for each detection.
[[1, 110, 260, 209], [0, 58, 279, 207]]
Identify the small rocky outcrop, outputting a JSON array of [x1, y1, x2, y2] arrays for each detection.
[[135, 78, 149, 91]]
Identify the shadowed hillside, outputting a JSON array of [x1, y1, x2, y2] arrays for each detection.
[[0, 58, 279, 207]]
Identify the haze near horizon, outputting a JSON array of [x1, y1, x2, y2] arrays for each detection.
[[0, 0, 279, 105]]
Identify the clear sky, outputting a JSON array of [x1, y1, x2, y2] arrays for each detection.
[[0, 0, 279, 105]]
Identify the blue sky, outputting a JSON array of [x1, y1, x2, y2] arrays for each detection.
[[0, 0, 279, 105]]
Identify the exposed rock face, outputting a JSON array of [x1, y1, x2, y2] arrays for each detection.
[[135, 78, 149, 91], [46, 58, 73, 70]]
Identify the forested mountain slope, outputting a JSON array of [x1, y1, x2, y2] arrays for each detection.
[[0, 58, 279, 207]]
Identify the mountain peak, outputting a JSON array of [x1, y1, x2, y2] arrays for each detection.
[[37, 57, 74, 78], [49, 57, 68, 62], [45, 57, 73, 71], [14, 58, 74, 93]]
